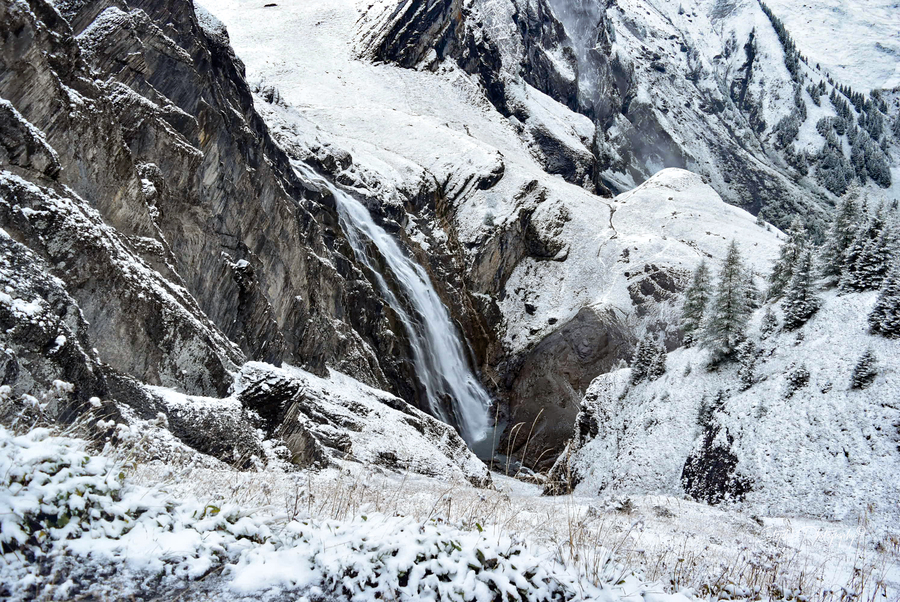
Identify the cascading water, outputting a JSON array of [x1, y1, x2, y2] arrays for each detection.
[[297, 166, 492, 454], [545, 0, 606, 107]]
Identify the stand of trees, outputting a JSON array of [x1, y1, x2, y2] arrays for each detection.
[[679, 196, 900, 366]]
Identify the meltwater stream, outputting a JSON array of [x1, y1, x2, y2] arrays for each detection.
[[298, 166, 492, 454]]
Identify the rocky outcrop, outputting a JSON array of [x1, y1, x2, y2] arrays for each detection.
[[235, 362, 492, 486], [0, 0, 444, 403], [355, 0, 507, 109], [503, 307, 632, 469]]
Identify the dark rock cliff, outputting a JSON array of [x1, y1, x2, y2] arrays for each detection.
[[0, 0, 420, 398], [0, 0, 490, 476]]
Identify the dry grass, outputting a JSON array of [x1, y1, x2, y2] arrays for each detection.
[[128, 450, 899, 602], [3, 393, 897, 602]]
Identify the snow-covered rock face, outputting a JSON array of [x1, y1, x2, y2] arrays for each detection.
[[356, 0, 900, 220], [488, 167, 781, 463], [548, 291, 900, 524], [0, 0, 494, 481], [196, 0, 789, 463], [234, 362, 492, 486]]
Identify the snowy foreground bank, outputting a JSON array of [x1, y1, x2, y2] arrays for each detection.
[[2, 422, 897, 601]]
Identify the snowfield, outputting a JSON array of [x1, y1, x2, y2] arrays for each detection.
[[763, 0, 900, 92]]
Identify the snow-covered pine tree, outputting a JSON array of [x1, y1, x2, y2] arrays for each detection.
[[680, 260, 712, 347], [851, 349, 878, 389], [868, 261, 900, 337], [768, 218, 807, 299], [820, 195, 860, 284], [760, 306, 779, 339], [702, 241, 752, 362], [745, 267, 762, 310], [629, 337, 656, 385], [840, 204, 893, 292], [782, 247, 821, 330], [648, 341, 667, 380], [736, 340, 756, 391]]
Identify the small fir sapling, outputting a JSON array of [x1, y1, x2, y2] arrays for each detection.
[[850, 349, 878, 389]]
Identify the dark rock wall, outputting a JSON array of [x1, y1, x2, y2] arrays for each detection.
[[0, 0, 423, 411]]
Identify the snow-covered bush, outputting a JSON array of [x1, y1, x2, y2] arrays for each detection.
[[0, 426, 648, 601], [783, 364, 810, 398]]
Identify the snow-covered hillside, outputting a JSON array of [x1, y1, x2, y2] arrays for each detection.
[[551, 290, 900, 525], [199, 0, 793, 462], [4, 411, 898, 600], [764, 0, 900, 92]]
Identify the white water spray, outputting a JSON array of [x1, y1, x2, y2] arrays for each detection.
[[546, 0, 606, 106], [298, 166, 492, 452]]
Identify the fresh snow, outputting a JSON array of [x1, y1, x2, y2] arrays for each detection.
[[0, 424, 695, 601], [763, 0, 900, 92], [566, 290, 900, 526], [3, 418, 896, 600]]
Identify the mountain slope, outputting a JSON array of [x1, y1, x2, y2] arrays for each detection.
[[548, 290, 900, 525], [356, 0, 900, 224], [201, 0, 787, 462], [0, 0, 487, 479]]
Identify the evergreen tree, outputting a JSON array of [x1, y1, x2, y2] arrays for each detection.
[[768, 218, 807, 299], [630, 338, 651, 385], [868, 261, 900, 337], [746, 267, 762, 309], [864, 140, 892, 188], [648, 341, 667, 380], [760, 306, 779, 339], [841, 205, 893, 292], [820, 195, 859, 284], [850, 136, 868, 183], [782, 247, 821, 330], [681, 261, 712, 347], [702, 241, 752, 362], [736, 340, 756, 391], [850, 349, 878, 389], [817, 147, 851, 195]]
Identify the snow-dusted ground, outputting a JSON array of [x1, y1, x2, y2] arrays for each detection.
[[2, 418, 896, 600], [565, 289, 900, 530], [763, 0, 900, 92]]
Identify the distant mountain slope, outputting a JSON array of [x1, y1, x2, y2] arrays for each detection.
[[354, 0, 900, 226], [763, 0, 900, 92]]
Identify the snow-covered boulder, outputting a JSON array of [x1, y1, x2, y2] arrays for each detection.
[[234, 363, 492, 487]]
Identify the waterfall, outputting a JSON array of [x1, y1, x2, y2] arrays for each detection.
[[297, 166, 492, 453], [545, 0, 605, 106]]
